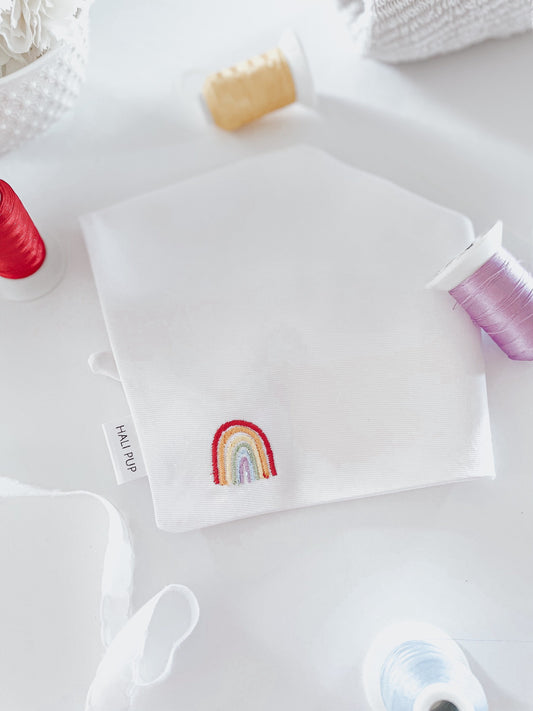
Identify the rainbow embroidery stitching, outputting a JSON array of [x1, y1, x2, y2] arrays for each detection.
[[212, 420, 277, 486]]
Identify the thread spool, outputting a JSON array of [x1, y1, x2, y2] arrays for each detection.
[[363, 622, 488, 711], [0, 180, 64, 301], [428, 221, 533, 361], [199, 30, 315, 130]]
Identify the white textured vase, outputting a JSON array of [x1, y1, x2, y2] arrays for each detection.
[[0, 11, 89, 154]]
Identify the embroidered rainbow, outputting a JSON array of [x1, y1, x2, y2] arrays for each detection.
[[212, 420, 277, 486]]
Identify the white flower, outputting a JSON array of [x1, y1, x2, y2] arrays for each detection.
[[0, 0, 90, 75]]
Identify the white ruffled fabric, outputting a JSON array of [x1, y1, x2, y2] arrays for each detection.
[[339, 0, 533, 62], [0, 0, 90, 75]]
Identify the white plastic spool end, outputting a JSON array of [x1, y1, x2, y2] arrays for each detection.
[[0, 234, 65, 301], [362, 621, 469, 711], [414, 683, 476, 711], [427, 221, 503, 292], [278, 30, 315, 109]]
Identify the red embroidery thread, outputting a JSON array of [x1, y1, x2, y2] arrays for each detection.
[[0, 180, 46, 279]]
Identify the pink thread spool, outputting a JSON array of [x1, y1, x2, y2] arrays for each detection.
[[428, 222, 533, 361]]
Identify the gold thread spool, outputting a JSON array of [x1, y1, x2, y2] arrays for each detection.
[[203, 47, 295, 131], [201, 32, 314, 131]]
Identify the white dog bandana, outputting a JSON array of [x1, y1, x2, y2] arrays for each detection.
[[81, 146, 494, 532]]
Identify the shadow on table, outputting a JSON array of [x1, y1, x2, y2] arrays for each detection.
[[392, 32, 533, 152], [312, 94, 533, 236]]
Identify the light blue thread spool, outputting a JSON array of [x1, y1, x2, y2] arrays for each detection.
[[363, 623, 488, 711]]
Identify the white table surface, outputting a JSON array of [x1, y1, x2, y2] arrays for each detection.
[[1, 1, 533, 709]]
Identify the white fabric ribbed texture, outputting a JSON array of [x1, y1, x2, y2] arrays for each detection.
[[339, 0, 533, 62], [81, 146, 494, 533]]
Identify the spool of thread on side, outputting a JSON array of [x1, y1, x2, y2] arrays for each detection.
[[200, 30, 315, 131], [0, 180, 64, 301], [428, 221, 533, 361], [363, 622, 488, 711]]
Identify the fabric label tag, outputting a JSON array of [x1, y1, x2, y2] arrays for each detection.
[[102, 417, 147, 485]]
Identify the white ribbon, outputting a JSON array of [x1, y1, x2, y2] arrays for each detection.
[[0, 478, 200, 710]]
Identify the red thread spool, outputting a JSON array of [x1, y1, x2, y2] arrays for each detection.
[[0, 180, 46, 279]]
